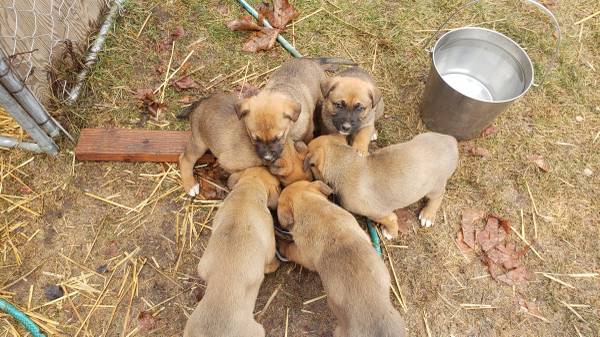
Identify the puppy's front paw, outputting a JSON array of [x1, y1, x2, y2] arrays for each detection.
[[418, 210, 434, 227], [269, 159, 289, 176], [382, 228, 394, 240], [188, 183, 200, 197], [371, 130, 378, 141]]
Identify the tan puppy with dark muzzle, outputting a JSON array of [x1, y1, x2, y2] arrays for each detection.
[[183, 167, 280, 337], [179, 93, 311, 196], [235, 58, 352, 176], [319, 67, 383, 154], [304, 133, 458, 238], [277, 180, 406, 337]]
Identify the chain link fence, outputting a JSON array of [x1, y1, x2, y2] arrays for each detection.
[[0, 0, 112, 154]]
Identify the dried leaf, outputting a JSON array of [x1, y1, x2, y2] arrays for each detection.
[[171, 26, 185, 40], [138, 311, 158, 331], [495, 266, 530, 286], [269, 0, 299, 29], [456, 231, 473, 254], [257, 1, 272, 23], [527, 154, 550, 172], [394, 208, 417, 235], [461, 143, 491, 157], [158, 26, 185, 51], [135, 88, 166, 117], [172, 75, 199, 90], [242, 28, 279, 53], [477, 216, 506, 252], [226, 16, 262, 31], [460, 208, 484, 249], [481, 125, 499, 137], [486, 242, 525, 269]]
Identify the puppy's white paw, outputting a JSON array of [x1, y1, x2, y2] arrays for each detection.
[[371, 131, 378, 141], [382, 228, 393, 240], [418, 211, 434, 227], [188, 183, 200, 197]]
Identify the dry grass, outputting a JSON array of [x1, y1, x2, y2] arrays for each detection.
[[1, 0, 599, 336], [0, 106, 25, 140]]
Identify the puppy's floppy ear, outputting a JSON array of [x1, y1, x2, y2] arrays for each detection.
[[234, 99, 250, 120], [277, 199, 294, 229], [283, 100, 301, 122], [368, 84, 382, 108], [311, 180, 333, 196], [303, 147, 324, 173], [320, 77, 338, 99], [227, 171, 243, 189]]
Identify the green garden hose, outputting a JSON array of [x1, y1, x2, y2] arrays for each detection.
[[0, 299, 46, 337]]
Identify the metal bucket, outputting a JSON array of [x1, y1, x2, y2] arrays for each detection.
[[420, 0, 561, 140]]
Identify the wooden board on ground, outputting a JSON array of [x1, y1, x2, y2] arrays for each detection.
[[75, 128, 213, 163]]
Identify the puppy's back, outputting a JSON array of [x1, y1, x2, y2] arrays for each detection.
[[190, 93, 262, 172], [372, 132, 458, 176]]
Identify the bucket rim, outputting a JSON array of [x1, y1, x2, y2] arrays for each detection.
[[431, 26, 535, 104]]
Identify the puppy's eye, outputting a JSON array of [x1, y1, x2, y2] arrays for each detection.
[[333, 101, 345, 109], [354, 105, 365, 113]]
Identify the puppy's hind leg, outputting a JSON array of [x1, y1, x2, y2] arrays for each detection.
[[179, 138, 208, 197], [278, 241, 316, 271], [265, 255, 280, 274], [418, 183, 446, 227], [374, 213, 399, 240]]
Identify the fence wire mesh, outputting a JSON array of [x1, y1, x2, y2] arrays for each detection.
[[0, 0, 106, 98]]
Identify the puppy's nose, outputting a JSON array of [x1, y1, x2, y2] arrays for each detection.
[[263, 153, 274, 162], [341, 122, 352, 132]]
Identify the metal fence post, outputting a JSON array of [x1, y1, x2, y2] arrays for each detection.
[[0, 84, 58, 155], [0, 50, 60, 137]]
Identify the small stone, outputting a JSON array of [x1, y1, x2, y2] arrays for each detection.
[[96, 264, 108, 274], [575, 116, 584, 122], [583, 168, 593, 177], [44, 284, 64, 300]]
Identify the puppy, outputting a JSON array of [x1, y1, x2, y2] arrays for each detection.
[[320, 67, 383, 154], [179, 93, 310, 196], [235, 58, 352, 163], [183, 167, 281, 337], [277, 181, 406, 337], [304, 133, 458, 238]]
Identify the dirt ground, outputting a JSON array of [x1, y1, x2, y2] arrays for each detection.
[[1, 0, 599, 336]]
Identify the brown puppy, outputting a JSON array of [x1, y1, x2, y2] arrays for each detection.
[[179, 93, 309, 196], [320, 67, 383, 154], [183, 167, 280, 337], [305, 133, 458, 238], [235, 58, 328, 164], [277, 181, 406, 337]]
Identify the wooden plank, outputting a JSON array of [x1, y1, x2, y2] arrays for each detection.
[[75, 128, 214, 163]]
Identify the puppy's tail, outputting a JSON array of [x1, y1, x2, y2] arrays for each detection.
[[176, 98, 206, 120], [304, 57, 357, 66]]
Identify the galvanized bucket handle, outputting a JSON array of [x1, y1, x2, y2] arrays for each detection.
[[425, 0, 561, 87]]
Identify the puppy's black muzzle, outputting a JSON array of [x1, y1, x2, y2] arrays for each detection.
[[255, 140, 284, 163], [332, 110, 360, 135]]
